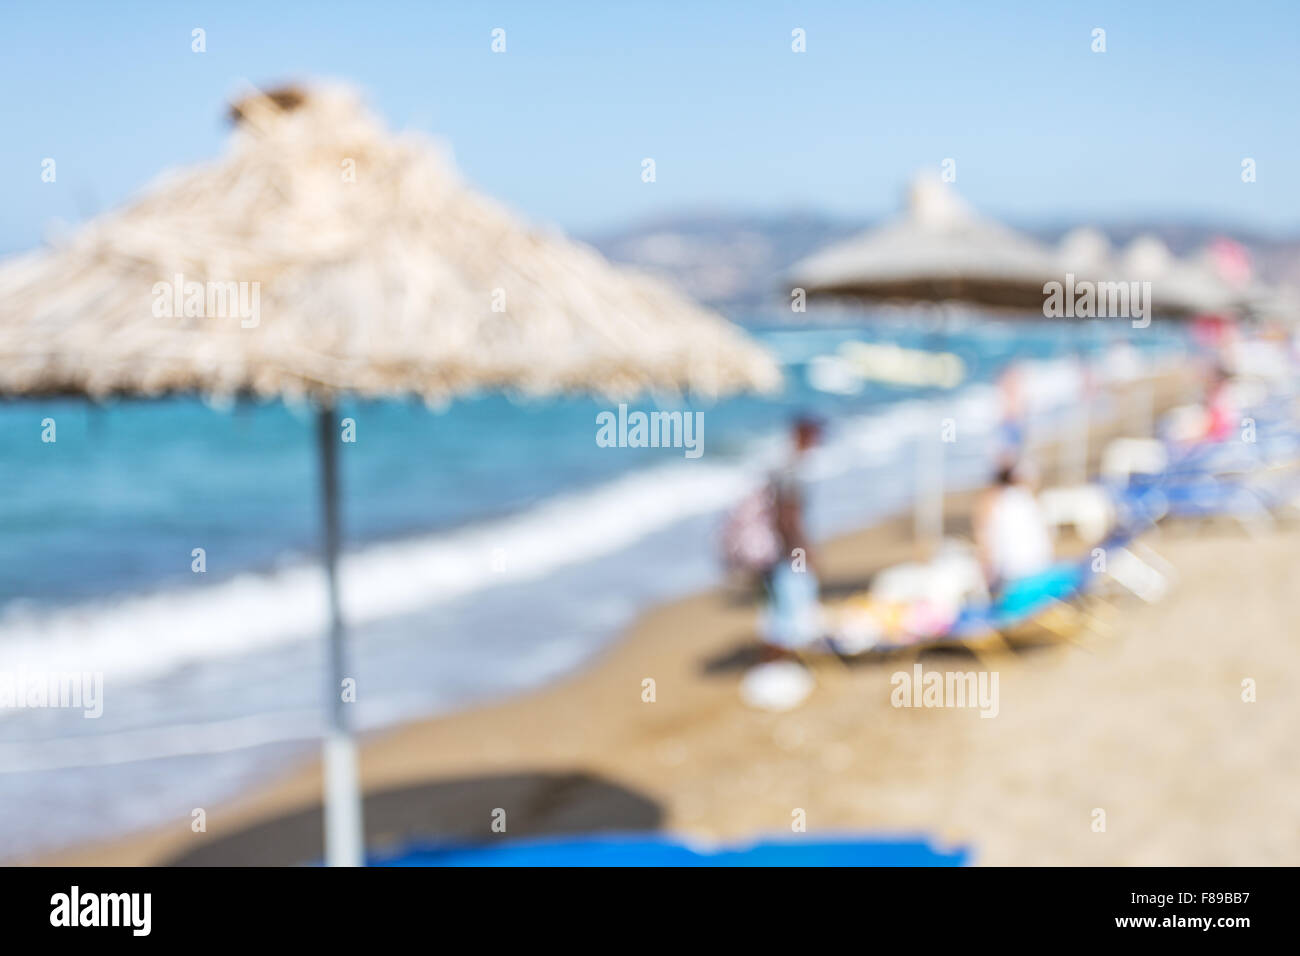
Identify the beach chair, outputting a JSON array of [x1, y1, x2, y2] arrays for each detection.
[[807, 564, 1082, 666], [819, 518, 1152, 665], [1112, 454, 1286, 535], [1127, 395, 1300, 529]]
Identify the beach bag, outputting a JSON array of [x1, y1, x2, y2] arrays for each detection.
[[720, 486, 780, 573]]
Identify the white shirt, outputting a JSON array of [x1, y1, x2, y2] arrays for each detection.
[[986, 486, 1052, 583]]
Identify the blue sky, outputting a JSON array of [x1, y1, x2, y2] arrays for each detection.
[[3, 0, 1298, 254]]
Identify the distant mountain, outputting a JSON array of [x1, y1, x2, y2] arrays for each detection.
[[586, 212, 1300, 315], [584, 212, 862, 315]]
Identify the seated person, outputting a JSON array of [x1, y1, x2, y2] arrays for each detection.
[[974, 462, 1053, 597]]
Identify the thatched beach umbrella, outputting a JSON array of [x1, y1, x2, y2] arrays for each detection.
[[1118, 235, 1268, 317], [789, 177, 1060, 312], [789, 177, 1063, 546], [1056, 233, 1269, 320], [0, 84, 780, 865], [1056, 227, 1114, 280], [1117, 235, 1247, 318]]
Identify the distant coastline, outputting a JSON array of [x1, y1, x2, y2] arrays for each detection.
[[587, 211, 1300, 313]]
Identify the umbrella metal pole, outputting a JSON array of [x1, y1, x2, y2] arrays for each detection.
[[317, 406, 364, 867], [1141, 381, 1156, 438], [1064, 397, 1089, 485], [1129, 381, 1155, 438]]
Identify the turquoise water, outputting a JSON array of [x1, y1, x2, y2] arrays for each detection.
[[0, 314, 1186, 858], [1, 317, 1173, 606]]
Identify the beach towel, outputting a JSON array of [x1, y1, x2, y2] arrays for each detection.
[[991, 562, 1084, 620]]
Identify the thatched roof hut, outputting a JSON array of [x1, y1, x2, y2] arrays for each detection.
[[0, 84, 779, 401], [788, 178, 1060, 311]]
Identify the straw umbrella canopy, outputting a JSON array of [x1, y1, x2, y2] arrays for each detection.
[[1056, 226, 1114, 281], [1053, 231, 1282, 321], [0, 84, 778, 401], [791, 178, 1277, 323], [0, 83, 780, 865], [788, 177, 1061, 312], [1113, 235, 1250, 318]]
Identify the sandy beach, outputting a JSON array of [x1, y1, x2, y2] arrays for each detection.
[[34, 518, 1300, 867], [28, 372, 1300, 867]]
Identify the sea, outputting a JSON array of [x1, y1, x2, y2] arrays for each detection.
[[0, 312, 1189, 859]]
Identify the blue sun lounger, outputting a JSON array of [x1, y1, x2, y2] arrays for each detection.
[[368, 832, 970, 867]]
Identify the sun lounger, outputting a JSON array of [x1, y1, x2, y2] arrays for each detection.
[[815, 521, 1147, 661], [370, 832, 970, 867]]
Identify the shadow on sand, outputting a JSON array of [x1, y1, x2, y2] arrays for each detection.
[[167, 770, 664, 866]]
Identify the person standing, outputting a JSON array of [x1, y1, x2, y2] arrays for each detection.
[[760, 417, 824, 654]]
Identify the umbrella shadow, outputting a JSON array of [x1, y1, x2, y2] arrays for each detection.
[[166, 770, 664, 866]]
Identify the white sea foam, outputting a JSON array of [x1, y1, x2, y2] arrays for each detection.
[[0, 462, 748, 688], [0, 710, 322, 772]]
